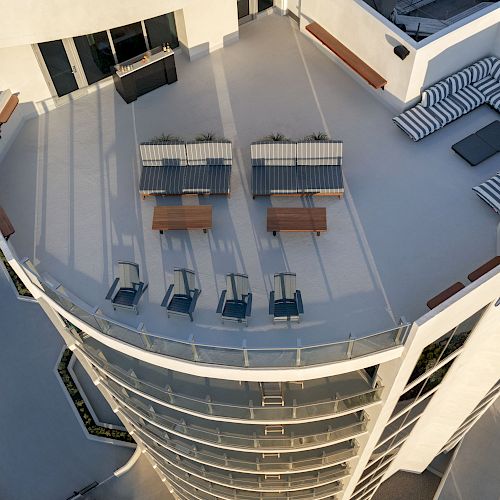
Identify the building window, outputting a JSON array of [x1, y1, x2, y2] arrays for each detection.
[[407, 307, 486, 385], [144, 13, 179, 50], [258, 0, 274, 11], [74, 31, 115, 84], [110, 22, 147, 62]]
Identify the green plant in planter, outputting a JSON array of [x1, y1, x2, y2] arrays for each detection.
[[303, 132, 330, 141], [0, 249, 33, 297], [57, 348, 134, 444], [195, 132, 227, 142], [150, 133, 182, 142], [261, 132, 289, 142]]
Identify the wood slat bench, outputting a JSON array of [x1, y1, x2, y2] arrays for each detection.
[[468, 256, 500, 282], [267, 207, 327, 236], [426, 282, 465, 310], [152, 206, 212, 234], [0, 205, 15, 241], [306, 22, 387, 90], [0, 94, 19, 124]]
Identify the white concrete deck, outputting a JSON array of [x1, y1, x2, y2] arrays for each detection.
[[0, 15, 498, 350]]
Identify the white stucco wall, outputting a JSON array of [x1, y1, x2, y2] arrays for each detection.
[[300, 0, 499, 106], [300, 0, 417, 106], [0, 45, 51, 102], [0, 0, 195, 48]]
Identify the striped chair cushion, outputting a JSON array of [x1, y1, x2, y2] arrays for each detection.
[[467, 58, 494, 83], [296, 141, 343, 166], [186, 141, 232, 166], [445, 70, 471, 94], [139, 166, 185, 195], [489, 90, 500, 111], [183, 165, 231, 194], [421, 81, 449, 108], [251, 142, 297, 167], [140, 142, 187, 167], [473, 76, 500, 99], [296, 165, 344, 195], [392, 105, 442, 141], [490, 57, 500, 81], [450, 85, 486, 112], [472, 173, 500, 213], [429, 97, 464, 125], [252, 166, 298, 195]]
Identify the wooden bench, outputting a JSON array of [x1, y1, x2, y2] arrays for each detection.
[[305, 22, 387, 90], [468, 256, 500, 282], [152, 205, 212, 234], [0, 206, 15, 241], [426, 282, 465, 310], [0, 93, 19, 139], [267, 208, 327, 236]]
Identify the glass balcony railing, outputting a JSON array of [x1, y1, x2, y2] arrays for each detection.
[[102, 376, 367, 452], [79, 341, 383, 422], [143, 443, 350, 492], [127, 417, 359, 474]]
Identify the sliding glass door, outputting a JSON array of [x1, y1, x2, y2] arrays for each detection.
[[38, 40, 79, 97], [74, 31, 115, 85]]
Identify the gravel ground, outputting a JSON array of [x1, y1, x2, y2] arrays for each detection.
[[372, 470, 440, 500]]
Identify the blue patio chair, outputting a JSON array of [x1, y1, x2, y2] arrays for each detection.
[[161, 268, 201, 321], [106, 261, 147, 314], [269, 272, 303, 322], [216, 273, 252, 324]]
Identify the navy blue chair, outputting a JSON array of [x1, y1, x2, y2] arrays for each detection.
[[269, 272, 303, 322], [161, 268, 200, 321], [216, 273, 252, 324], [106, 261, 146, 314]]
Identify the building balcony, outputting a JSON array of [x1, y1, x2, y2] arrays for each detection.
[[103, 376, 367, 452], [79, 339, 383, 423], [126, 418, 359, 475]]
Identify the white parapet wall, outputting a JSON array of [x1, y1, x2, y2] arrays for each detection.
[[299, 0, 499, 108]]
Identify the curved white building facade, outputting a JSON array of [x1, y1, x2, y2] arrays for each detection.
[[1, 2, 499, 499]]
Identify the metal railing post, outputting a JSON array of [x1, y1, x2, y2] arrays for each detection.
[[242, 340, 250, 367], [347, 334, 354, 359], [296, 338, 302, 367]]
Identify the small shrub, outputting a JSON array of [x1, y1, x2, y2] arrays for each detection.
[[303, 132, 330, 141], [195, 132, 227, 142], [261, 132, 289, 142], [150, 133, 182, 142]]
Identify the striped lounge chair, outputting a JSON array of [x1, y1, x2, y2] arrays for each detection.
[[296, 140, 344, 197], [184, 141, 232, 195], [251, 141, 298, 197], [139, 141, 187, 197], [473, 172, 500, 213], [393, 56, 500, 141]]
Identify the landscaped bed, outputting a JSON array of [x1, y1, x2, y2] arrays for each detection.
[[0, 248, 33, 297], [57, 348, 134, 444]]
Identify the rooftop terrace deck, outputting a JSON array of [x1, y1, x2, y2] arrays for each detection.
[[0, 15, 498, 352]]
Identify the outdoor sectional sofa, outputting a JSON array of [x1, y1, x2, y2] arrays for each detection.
[[139, 140, 232, 197], [251, 140, 344, 197], [393, 56, 500, 141]]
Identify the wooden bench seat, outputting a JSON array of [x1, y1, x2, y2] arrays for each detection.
[[0, 206, 15, 240], [306, 22, 387, 90], [0, 94, 19, 124], [468, 256, 500, 282], [427, 282, 465, 310]]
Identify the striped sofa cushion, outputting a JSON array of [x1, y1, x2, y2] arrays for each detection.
[[186, 141, 232, 166], [467, 57, 494, 83], [489, 91, 500, 111], [490, 57, 500, 81], [182, 165, 231, 194], [251, 142, 297, 167], [296, 165, 344, 195], [392, 105, 442, 141], [429, 97, 464, 125], [140, 142, 187, 166], [252, 166, 297, 195], [450, 85, 486, 112], [445, 70, 472, 94], [139, 166, 185, 195], [296, 141, 343, 166], [421, 81, 449, 108], [473, 173, 500, 214], [473, 76, 500, 99]]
